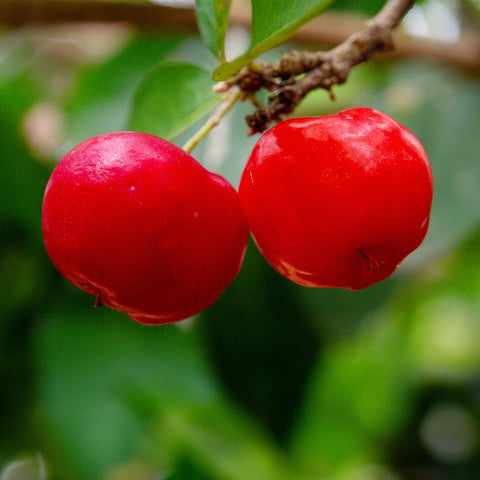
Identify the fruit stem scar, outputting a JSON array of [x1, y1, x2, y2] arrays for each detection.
[[93, 294, 103, 308], [359, 248, 385, 269]]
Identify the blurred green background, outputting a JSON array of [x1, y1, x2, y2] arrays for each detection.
[[1, 0, 480, 479]]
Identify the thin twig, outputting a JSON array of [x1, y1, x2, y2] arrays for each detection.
[[182, 88, 242, 154], [235, 0, 417, 134], [373, 0, 415, 29]]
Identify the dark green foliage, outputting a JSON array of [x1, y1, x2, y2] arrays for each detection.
[[1, 3, 480, 480]]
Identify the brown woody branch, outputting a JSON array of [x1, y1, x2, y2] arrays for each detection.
[[1, 1, 479, 75], [0, 0, 198, 30], [236, 0, 417, 134]]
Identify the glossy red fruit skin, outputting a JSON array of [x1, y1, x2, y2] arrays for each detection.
[[42, 132, 248, 324], [239, 108, 433, 290]]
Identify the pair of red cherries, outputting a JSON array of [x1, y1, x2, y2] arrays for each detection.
[[42, 108, 433, 325]]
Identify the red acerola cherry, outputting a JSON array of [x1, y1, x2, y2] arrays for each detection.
[[239, 108, 433, 290], [42, 132, 248, 324]]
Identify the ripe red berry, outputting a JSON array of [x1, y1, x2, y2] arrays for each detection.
[[239, 108, 433, 290], [42, 132, 248, 324]]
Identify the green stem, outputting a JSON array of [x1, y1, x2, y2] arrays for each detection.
[[182, 88, 242, 154]]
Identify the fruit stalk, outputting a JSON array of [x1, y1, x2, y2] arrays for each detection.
[[182, 88, 242, 154]]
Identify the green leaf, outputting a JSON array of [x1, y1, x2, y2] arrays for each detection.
[[213, 0, 335, 81], [199, 238, 321, 443], [214, 0, 233, 62], [163, 456, 217, 480], [196, 0, 218, 58], [65, 32, 185, 145], [394, 227, 480, 382], [290, 312, 414, 476], [34, 299, 296, 480], [33, 303, 223, 479], [330, 0, 386, 16], [122, 385, 298, 480], [0, 84, 48, 243], [128, 61, 221, 141], [196, 0, 233, 62], [467, 0, 480, 15]]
